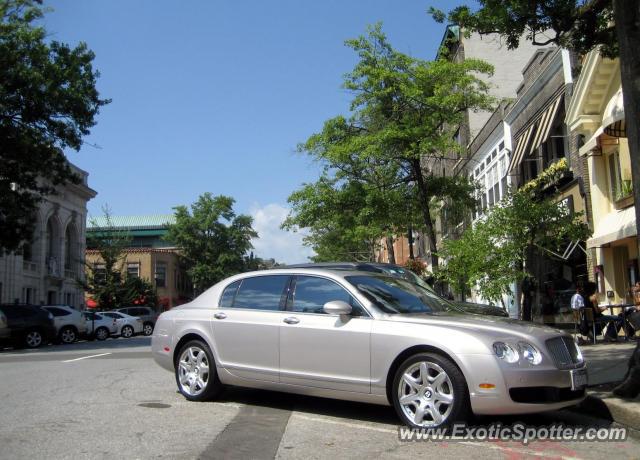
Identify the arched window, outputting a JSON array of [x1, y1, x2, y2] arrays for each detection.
[[65, 225, 75, 271]]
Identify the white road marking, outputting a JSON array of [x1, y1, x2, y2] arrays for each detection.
[[291, 413, 584, 459], [62, 353, 112, 363]]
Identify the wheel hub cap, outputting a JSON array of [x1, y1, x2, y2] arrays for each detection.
[[398, 361, 454, 427], [178, 346, 210, 397]]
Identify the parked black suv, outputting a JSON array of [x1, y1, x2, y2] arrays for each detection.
[[0, 304, 56, 348]]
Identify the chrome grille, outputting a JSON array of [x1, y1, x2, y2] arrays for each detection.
[[546, 336, 581, 370]]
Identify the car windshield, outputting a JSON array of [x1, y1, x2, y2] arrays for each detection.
[[345, 275, 455, 314]]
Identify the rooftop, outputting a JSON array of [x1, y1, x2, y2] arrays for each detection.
[[87, 214, 176, 230]]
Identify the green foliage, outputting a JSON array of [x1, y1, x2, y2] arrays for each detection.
[[291, 24, 494, 267], [82, 208, 156, 310], [0, 0, 110, 253], [429, 1, 618, 57], [165, 193, 258, 292], [437, 164, 592, 304]]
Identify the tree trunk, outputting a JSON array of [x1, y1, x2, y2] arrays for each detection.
[[386, 235, 396, 264], [407, 226, 415, 260], [613, 0, 640, 263], [412, 160, 439, 271]]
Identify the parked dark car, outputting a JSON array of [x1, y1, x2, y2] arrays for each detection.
[[284, 263, 509, 317], [115, 306, 158, 336], [0, 304, 56, 348]]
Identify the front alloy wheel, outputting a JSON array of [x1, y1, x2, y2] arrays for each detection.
[[95, 327, 109, 341], [175, 340, 222, 401], [25, 330, 43, 348], [392, 353, 468, 428]]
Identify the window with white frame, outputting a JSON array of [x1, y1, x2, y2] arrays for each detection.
[[474, 142, 508, 220], [127, 262, 140, 278]]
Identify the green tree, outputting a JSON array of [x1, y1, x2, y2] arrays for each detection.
[[298, 24, 494, 271], [437, 161, 592, 318], [0, 0, 109, 253], [430, 0, 640, 261], [82, 209, 157, 310], [165, 193, 258, 293]]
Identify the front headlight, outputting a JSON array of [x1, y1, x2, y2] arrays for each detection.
[[517, 341, 542, 365], [574, 342, 584, 363], [493, 342, 519, 363]]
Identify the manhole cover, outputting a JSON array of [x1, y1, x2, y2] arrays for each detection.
[[138, 402, 171, 409]]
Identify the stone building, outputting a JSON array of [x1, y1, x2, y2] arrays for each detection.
[[0, 164, 97, 307]]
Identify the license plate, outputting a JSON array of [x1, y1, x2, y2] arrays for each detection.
[[570, 368, 588, 390]]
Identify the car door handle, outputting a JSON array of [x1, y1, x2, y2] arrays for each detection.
[[213, 312, 227, 320], [283, 317, 299, 325]]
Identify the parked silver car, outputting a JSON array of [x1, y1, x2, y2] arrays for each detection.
[[152, 269, 587, 428], [42, 305, 87, 344]]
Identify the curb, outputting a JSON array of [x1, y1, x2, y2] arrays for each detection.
[[578, 390, 640, 434]]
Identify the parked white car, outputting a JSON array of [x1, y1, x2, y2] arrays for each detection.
[[82, 311, 118, 341], [101, 311, 143, 338], [42, 305, 88, 344]]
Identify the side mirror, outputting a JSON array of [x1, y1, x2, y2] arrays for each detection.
[[323, 300, 352, 316]]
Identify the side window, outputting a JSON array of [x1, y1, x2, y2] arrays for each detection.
[[290, 276, 366, 316], [47, 307, 70, 316], [232, 276, 289, 311], [219, 280, 241, 308]]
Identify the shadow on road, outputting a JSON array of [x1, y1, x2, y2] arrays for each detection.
[[0, 336, 151, 354]]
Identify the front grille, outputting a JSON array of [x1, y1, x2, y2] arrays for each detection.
[[546, 336, 582, 370]]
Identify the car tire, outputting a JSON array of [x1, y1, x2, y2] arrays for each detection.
[[24, 329, 44, 348], [391, 352, 469, 429], [143, 323, 154, 336], [59, 326, 77, 344], [121, 325, 134, 338], [95, 327, 109, 341], [174, 340, 222, 402]]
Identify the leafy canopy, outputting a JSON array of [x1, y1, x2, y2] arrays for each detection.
[[165, 193, 258, 292], [0, 0, 109, 252]]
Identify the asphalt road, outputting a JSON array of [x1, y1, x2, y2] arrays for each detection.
[[0, 338, 638, 459]]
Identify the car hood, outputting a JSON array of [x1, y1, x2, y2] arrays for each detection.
[[383, 312, 564, 340]]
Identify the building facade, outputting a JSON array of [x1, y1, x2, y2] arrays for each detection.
[[567, 50, 637, 306], [85, 215, 192, 309], [0, 164, 96, 307], [505, 47, 591, 324]]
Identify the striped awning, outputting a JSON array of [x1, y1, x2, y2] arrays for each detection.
[[529, 96, 563, 153], [508, 124, 535, 173]]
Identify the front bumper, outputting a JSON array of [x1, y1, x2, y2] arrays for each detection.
[[460, 354, 586, 415]]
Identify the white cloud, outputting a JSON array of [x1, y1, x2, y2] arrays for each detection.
[[249, 203, 315, 265]]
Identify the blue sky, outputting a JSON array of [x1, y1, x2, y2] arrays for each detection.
[[44, 0, 461, 263]]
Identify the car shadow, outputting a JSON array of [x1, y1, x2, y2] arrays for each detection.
[[213, 386, 400, 426]]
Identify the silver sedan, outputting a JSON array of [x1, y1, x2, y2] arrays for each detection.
[[152, 269, 586, 428]]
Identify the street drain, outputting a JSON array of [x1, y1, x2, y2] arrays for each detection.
[[138, 402, 171, 409]]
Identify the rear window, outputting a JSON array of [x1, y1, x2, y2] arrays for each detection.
[[45, 307, 71, 316], [232, 276, 289, 311]]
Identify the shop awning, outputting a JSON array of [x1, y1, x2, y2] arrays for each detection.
[[529, 96, 563, 154], [508, 94, 563, 173], [508, 124, 535, 173], [587, 207, 637, 248], [579, 87, 626, 156]]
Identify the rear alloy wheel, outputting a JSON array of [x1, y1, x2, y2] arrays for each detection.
[[392, 353, 469, 429], [25, 330, 43, 348], [95, 327, 109, 341], [121, 325, 134, 338], [175, 340, 222, 401], [59, 327, 77, 344], [143, 323, 154, 336]]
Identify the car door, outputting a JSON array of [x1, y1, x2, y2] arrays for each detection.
[[279, 275, 372, 393], [45, 307, 67, 332], [210, 275, 290, 383]]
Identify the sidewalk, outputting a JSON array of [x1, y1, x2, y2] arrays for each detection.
[[578, 340, 640, 431]]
